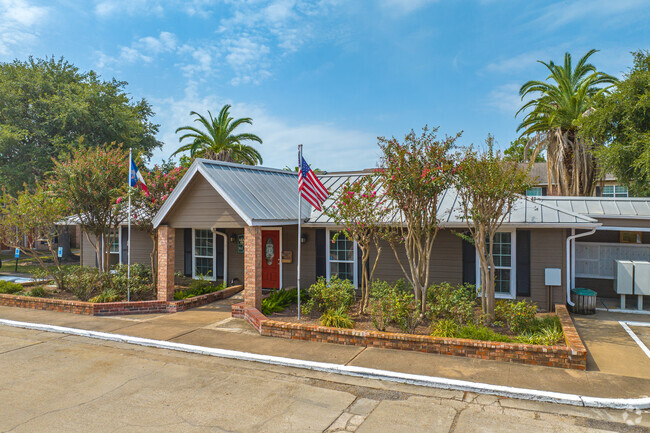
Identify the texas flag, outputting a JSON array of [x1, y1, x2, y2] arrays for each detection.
[[129, 157, 150, 196]]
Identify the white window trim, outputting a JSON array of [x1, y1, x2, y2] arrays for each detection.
[[110, 227, 121, 256], [326, 228, 358, 287], [192, 228, 227, 282], [475, 229, 517, 299], [602, 185, 629, 198], [261, 227, 283, 289]]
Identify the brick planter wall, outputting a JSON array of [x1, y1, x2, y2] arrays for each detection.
[[0, 285, 243, 317], [251, 304, 587, 370]]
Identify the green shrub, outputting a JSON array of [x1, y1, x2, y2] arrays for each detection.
[[0, 280, 24, 294], [303, 276, 355, 315], [63, 266, 107, 301], [516, 316, 564, 346], [174, 280, 224, 300], [495, 300, 538, 334], [369, 280, 410, 331], [430, 319, 460, 338], [455, 324, 512, 342], [89, 288, 122, 303], [320, 307, 355, 329], [23, 286, 49, 298], [111, 264, 154, 301], [427, 282, 476, 325], [261, 289, 299, 316]]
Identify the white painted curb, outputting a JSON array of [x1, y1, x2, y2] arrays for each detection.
[[1, 318, 648, 410]]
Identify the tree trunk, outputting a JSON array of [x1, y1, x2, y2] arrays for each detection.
[[150, 232, 158, 289]]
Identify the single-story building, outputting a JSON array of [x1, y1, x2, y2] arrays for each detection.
[[78, 159, 650, 311]]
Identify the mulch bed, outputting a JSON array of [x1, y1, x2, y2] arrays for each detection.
[[269, 300, 559, 342]]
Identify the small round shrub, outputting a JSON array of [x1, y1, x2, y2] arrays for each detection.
[[0, 280, 24, 294], [495, 300, 538, 334], [320, 307, 355, 329], [303, 276, 355, 315], [431, 319, 459, 338], [427, 282, 476, 325], [24, 286, 49, 298]]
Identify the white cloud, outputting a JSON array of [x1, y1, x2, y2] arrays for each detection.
[[486, 83, 525, 116], [378, 0, 438, 15], [536, 0, 650, 29], [94, 0, 163, 17], [151, 87, 378, 171], [95, 31, 180, 67], [485, 49, 554, 74], [0, 0, 48, 55]]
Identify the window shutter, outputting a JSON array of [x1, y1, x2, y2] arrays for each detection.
[[315, 229, 326, 279], [516, 230, 531, 297], [541, 186, 547, 196], [595, 186, 601, 197], [120, 227, 128, 265], [184, 228, 192, 277], [215, 231, 224, 280], [462, 238, 476, 285]]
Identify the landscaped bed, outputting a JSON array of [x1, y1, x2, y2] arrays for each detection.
[[250, 278, 587, 369]]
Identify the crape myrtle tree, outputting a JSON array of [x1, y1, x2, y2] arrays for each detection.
[[326, 176, 391, 313], [130, 161, 189, 287], [0, 57, 161, 195], [0, 184, 69, 288], [377, 126, 460, 313], [50, 145, 128, 272], [455, 137, 531, 324]]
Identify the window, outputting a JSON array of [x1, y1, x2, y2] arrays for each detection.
[[193, 229, 214, 279], [108, 228, 120, 254], [602, 185, 628, 198], [476, 231, 516, 298], [327, 230, 357, 286], [526, 187, 543, 197]]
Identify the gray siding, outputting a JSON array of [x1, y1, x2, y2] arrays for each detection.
[[80, 228, 153, 268], [162, 174, 246, 228]]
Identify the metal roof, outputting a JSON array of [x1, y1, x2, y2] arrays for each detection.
[[535, 197, 650, 220], [306, 173, 599, 228], [153, 159, 311, 227]]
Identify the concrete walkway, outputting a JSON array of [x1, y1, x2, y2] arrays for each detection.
[[0, 300, 649, 401]]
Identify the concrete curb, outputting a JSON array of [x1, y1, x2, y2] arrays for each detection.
[[1, 317, 648, 410]]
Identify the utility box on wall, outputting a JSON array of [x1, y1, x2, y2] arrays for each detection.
[[544, 268, 562, 287]]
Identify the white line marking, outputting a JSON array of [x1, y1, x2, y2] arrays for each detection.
[[0, 318, 648, 410], [620, 321, 650, 360]]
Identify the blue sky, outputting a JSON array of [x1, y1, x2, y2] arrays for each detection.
[[1, 0, 649, 171]]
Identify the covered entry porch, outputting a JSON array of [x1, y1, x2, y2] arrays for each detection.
[[151, 159, 313, 308]]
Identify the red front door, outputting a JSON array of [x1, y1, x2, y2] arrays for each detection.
[[261, 230, 280, 289]]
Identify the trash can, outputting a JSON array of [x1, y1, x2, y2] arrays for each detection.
[[571, 288, 597, 315]]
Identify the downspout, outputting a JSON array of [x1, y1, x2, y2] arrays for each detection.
[[566, 228, 597, 307]]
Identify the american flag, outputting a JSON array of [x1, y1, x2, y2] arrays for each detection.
[[299, 156, 328, 211]]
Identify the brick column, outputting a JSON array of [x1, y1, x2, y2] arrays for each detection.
[[244, 225, 262, 310], [157, 225, 175, 301]]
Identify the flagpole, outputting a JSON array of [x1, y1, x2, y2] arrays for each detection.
[[127, 148, 132, 302], [297, 144, 302, 320]]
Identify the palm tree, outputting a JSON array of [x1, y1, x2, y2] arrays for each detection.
[[172, 105, 263, 165], [516, 49, 617, 196]]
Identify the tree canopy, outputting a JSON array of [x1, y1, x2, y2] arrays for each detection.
[[0, 57, 161, 194], [173, 105, 263, 165], [503, 137, 546, 163], [516, 50, 617, 195], [580, 50, 650, 197]]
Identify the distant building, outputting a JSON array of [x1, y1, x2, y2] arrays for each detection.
[[523, 162, 629, 198]]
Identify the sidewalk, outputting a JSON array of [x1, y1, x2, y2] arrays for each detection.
[[0, 300, 649, 401]]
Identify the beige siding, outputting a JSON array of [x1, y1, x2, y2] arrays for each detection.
[[369, 229, 463, 285], [597, 218, 650, 229], [162, 174, 245, 228], [528, 228, 567, 307], [281, 227, 316, 288]]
